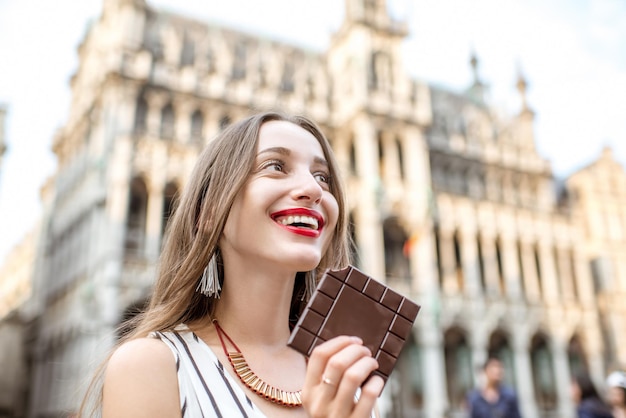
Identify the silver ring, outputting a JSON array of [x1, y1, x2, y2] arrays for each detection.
[[322, 376, 335, 386]]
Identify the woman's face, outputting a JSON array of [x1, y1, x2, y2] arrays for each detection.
[[221, 120, 339, 273], [607, 386, 626, 407]]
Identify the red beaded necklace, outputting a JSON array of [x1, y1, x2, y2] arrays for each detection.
[[213, 320, 303, 408]]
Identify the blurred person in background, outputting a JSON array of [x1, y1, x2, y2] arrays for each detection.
[[571, 372, 613, 418], [466, 356, 522, 418], [606, 371, 626, 418]]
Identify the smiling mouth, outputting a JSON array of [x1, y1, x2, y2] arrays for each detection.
[[270, 209, 325, 237], [275, 215, 319, 231]]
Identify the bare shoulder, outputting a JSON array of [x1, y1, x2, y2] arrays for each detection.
[[102, 337, 180, 418]]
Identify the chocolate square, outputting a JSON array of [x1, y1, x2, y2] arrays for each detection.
[[287, 265, 421, 384]]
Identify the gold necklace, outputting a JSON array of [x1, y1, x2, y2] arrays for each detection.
[[213, 320, 303, 408]]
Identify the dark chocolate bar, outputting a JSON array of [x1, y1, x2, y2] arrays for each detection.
[[288, 265, 420, 383]]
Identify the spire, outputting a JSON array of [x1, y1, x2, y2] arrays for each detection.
[[516, 63, 533, 115], [466, 49, 486, 104]]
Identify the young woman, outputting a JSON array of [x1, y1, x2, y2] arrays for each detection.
[[571, 372, 613, 418], [82, 111, 383, 417]]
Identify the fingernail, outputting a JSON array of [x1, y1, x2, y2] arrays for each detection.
[[350, 336, 363, 344]]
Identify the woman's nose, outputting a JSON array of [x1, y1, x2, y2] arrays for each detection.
[[291, 170, 323, 204]]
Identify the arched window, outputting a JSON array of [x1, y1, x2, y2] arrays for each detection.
[[568, 334, 588, 377], [160, 102, 175, 139], [125, 177, 148, 254], [368, 51, 391, 92], [453, 231, 464, 291], [488, 330, 516, 388], [280, 60, 295, 92], [534, 244, 543, 298], [232, 42, 247, 80], [348, 137, 357, 175], [496, 237, 505, 294], [134, 95, 148, 134], [531, 334, 557, 411], [477, 235, 486, 293], [396, 136, 404, 180], [180, 35, 195, 67], [517, 240, 527, 298], [434, 224, 444, 288], [444, 328, 473, 410], [190, 109, 204, 143], [382, 216, 411, 283]]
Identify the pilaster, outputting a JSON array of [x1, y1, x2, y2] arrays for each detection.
[[352, 114, 384, 280], [513, 335, 539, 418], [460, 229, 482, 298], [538, 241, 560, 304], [551, 338, 574, 417], [439, 229, 459, 295], [419, 325, 448, 418], [501, 235, 522, 299], [520, 241, 541, 303]]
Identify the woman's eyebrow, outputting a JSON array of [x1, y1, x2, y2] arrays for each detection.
[[257, 147, 290, 157], [257, 147, 328, 167], [314, 156, 329, 167]]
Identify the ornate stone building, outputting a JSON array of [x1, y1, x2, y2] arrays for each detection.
[[14, 0, 625, 417]]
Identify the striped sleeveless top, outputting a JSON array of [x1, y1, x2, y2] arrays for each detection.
[[152, 325, 378, 418]]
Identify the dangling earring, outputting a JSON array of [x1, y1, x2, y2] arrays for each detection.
[[302, 269, 317, 301], [197, 249, 221, 298]]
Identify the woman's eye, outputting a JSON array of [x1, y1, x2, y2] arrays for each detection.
[[261, 160, 284, 172], [314, 172, 330, 184]]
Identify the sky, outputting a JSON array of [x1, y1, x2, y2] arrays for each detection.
[[0, 0, 625, 263]]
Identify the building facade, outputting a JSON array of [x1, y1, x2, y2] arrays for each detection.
[[11, 0, 625, 417]]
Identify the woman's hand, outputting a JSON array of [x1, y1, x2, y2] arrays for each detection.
[[302, 336, 384, 418]]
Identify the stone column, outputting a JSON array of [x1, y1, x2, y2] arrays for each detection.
[[352, 115, 384, 280], [520, 241, 541, 303], [420, 325, 448, 418], [513, 336, 539, 418], [552, 338, 575, 417], [173, 99, 192, 143], [439, 229, 459, 295], [402, 126, 436, 296], [570, 251, 592, 307], [145, 92, 168, 137], [555, 247, 575, 302], [460, 229, 482, 298], [538, 241, 560, 304], [501, 235, 522, 299], [145, 181, 165, 260], [203, 106, 220, 143], [480, 233, 500, 297]]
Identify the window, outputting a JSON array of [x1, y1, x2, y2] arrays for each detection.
[[125, 178, 148, 254], [134, 95, 148, 134], [160, 103, 175, 139], [383, 216, 411, 283], [190, 110, 204, 143]]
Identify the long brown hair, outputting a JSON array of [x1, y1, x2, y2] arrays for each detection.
[[79, 110, 351, 416]]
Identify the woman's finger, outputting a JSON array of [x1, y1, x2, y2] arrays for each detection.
[[304, 335, 363, 390], [331, 356, 380, 417], [351, 375, 385, 418]]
